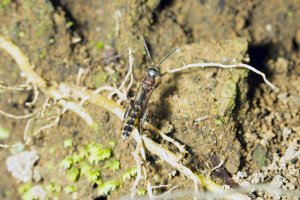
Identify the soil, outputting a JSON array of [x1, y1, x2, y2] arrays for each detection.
[[0, 0, 299, 199]]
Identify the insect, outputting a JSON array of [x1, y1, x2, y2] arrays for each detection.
[[121, 39, 177, 140]]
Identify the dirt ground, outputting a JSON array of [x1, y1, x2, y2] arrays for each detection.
[[0, 0, 299, 199]]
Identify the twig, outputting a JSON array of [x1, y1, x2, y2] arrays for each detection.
[[167, 62, 276, 89]]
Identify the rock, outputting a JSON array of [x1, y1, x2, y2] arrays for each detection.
[[156, 38, 249, 174], [6, 150, 40, 182]]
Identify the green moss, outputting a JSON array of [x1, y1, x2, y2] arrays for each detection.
[[63, 138, 73, 148], [104, 160, 120, 171], [88, 147, 112, 164], [61, 156, 73, 169], [18, 183, 32, 195], [66, 167, 80, 182], [20, 185, 46, 200], [0, 0, 11, 9], [60, 142, 120, 196], [45, 182, 62, 193], [85, 169, 101, 183], [137, 188, 146, 196], [96, 41, 104, 49], [66, 21, 74, 29], [72, 153, 84, 163], [122, 167, 137, 181], [0, 125, 9, 139], [98, 180, 120, 196], [63, 185, 77, 194], [109, 141, 116, 147], [214, 117, 223, 126]]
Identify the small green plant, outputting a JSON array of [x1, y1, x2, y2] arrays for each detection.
[[61, 156, 73, 169], [72, 153, 84, 163], [0, 125, 9, 139], [80, 162, 93, 175], [63, 139, 73, 148], [66, 167, 80, 182], [0, 0, 11, 9], [104, 160, 120, 171], [61, 142, 121, 197], [20, 185, 46, 200], [66, 21, 74, 29], [85, 169, 101, 183], [109, 141, 116, 147], [45, 182, 62, 193], [18, 183, 32, 196], [95, 41, 104, 49], [88, 147, 112, 164], [98, 180, 120, 196], [214, 117, 223, 126], [63, 185, 77, 194], [122, 167, 137, 181], [137, 188, 146, 196]]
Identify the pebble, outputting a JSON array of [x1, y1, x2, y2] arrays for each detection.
[[6, 150, 40, 182]]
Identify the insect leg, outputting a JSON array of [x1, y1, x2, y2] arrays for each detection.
[[123, 98, 135, 119], [139, 106, 149, 134]]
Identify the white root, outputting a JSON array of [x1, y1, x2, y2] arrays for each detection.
[[0, 108, 40, 119], [131, 142, 144, 199], [207, 159, 224, 178], [25, 84, 39, 107], [152, 185, 178, 199], [0, 83, 32, 92], [167, 62, 276, 89]]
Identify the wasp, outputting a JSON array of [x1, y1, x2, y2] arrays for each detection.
[[121, 39, 176, 140]]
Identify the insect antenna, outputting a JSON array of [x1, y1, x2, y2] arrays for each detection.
[[155, 48, 177, 69], [142, 37, 155, 68]]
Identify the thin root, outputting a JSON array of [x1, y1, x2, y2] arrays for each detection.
[[167, 62, 276, 89], [0, 108, 40, 119], [207, 159, 225, 178], [25, 84, 39, 107]]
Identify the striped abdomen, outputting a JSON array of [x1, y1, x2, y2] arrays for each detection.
[[122, 105, 141, 140]]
